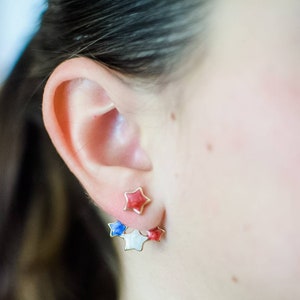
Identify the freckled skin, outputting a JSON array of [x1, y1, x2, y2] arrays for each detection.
[[170, 112, 176, 121], [232, 276, 239, 284], [206, 143, 213, 152]]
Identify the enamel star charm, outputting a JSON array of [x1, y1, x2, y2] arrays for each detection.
[[147, 227, 165, 242], [123, 187, 151, 215], [121, 229, 149, 251], [108, 220, 127, 237], [108, 220, 165, 252]]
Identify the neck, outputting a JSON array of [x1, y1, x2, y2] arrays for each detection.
[[117, 238, 216, 300]]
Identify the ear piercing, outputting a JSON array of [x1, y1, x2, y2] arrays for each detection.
[[108, 187, 165, 251]]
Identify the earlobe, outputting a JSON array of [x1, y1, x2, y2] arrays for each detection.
[[42, 57, 165, 230]]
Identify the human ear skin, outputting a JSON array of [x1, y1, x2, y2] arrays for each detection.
[[42, 57, 165, 230]]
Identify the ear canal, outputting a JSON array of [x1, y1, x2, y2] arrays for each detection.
[[88, 107, 148, 169]]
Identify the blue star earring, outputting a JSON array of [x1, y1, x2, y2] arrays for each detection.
[[108, 220, 127, 237]]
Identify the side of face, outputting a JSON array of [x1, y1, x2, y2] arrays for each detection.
[[42, 1, 300, 299], [150, 1, 300, 298]]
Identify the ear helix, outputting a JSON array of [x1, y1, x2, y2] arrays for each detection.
[[108, 187, 165, 252]]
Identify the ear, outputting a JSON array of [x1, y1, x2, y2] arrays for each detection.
[[42, 57, 165, 230]]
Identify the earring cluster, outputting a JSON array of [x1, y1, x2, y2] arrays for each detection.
[[108, 187, 165, 252]]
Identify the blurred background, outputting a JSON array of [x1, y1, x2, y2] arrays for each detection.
[[0, 0, 45, 85]]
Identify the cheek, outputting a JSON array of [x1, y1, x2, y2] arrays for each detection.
[[174, 80, 300, 296], [220, 84, 300, 187]]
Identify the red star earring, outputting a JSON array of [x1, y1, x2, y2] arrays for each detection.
[[123, 187, 151, 215]]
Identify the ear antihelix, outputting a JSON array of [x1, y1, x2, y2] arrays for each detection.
[[48, 77, 151, 174]]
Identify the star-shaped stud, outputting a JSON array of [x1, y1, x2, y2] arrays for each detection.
[[124, 187, 151, 215], [147, 227, 165, 242], [108, 220, 127, 237], [121, 230, 149, 251]]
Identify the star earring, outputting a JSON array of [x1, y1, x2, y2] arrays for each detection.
[[108, 220, 165, 251], [123, 187, 151, 215], [108, 187, 165, 251]]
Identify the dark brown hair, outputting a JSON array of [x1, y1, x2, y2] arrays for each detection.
[[0, 1, 207, 299]]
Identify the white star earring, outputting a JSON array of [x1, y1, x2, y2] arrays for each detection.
[[121, 230, 149, 251]]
